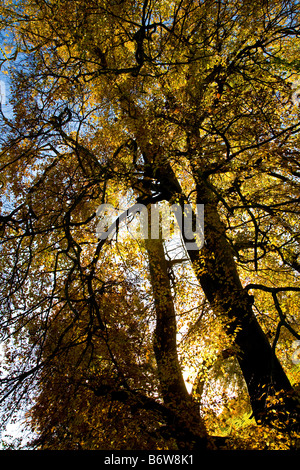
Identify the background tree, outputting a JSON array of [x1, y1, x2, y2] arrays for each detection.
[[1, 0, 300, 450]]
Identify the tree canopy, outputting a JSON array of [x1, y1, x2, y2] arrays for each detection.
[[1, 0, 300, 450]]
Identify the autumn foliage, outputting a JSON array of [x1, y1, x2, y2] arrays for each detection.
[[1, 0, 300, 450]]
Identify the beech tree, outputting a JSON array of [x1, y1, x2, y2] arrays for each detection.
[[1, 0, 300, 450]]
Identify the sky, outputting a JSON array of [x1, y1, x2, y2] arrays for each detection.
[[0, 31, 32, 450]]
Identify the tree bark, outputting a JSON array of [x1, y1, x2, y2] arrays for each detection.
[[145, 230, 208, 448], [143, 161, 297, 427], [190, 182, 294, 425], [145, 234, 188, 406]]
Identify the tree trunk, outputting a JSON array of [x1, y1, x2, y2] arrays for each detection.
[[190, 182, 293, 425], [146, 161, 297, 427], [145, 231, 208, 448]]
